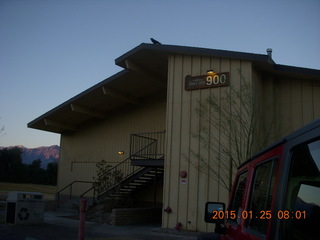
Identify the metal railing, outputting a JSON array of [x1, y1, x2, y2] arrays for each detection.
[[56, 158, 143, 206], [56, 180, 94, 207], [56, 130, 166, 206], [130, 131, 165, 160], [83, 156, 143, 199]]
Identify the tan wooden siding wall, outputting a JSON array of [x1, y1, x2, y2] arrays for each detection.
[[253, 68, 320, 142], [163, 55, 253, 232], [57, 91, 166, 196], [163, 55, 320, 232]]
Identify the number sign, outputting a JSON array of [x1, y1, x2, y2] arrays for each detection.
[[185, 72, 229, 91]]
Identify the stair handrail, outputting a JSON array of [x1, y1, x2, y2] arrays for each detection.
[[65, 131, 165, 202], [79, 156, 143, 199], [56, 180, 94, 207]]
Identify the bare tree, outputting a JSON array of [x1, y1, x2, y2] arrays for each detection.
[[192, 72, 280, 191]]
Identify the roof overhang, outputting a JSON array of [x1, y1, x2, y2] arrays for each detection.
[[28, 69, 167, 133], [28, 43, 320, 134], [116, 43, 320, 80]]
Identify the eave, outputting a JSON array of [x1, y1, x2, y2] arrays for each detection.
[[28, 43, 320, 134], [28, 69, 166, 133]]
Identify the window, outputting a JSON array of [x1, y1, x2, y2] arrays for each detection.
[[247, 159, 278, 235], [228, 171, 248, 223], [283, 139, 320, 240]]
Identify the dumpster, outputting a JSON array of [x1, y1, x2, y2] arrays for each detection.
[[6, 191, 45, 225]]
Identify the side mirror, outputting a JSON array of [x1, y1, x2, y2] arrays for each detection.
[[204, 202, 225, 223]]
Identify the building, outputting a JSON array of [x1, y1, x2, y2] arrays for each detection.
[[28, 43, 320, 232]]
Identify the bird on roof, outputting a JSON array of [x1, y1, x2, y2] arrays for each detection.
[[150, 38, 161, 44]]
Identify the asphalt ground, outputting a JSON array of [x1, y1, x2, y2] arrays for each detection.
[[0, 210, 200, 240]]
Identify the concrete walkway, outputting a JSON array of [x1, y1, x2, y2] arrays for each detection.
[[0, 210, 200, 240]]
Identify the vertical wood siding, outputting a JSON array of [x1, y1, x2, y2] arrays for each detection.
[[163, 54, 319, 232], [58, 92, 166, 196], [254, 69, 320, 140], [163, 55, 253, 232]]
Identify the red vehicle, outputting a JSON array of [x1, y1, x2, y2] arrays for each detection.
[[201, 119, 320, 240]]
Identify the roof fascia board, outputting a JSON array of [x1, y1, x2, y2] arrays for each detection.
[[115, 43, 270, 68], [274, 64, 320, 77], [115, 43, 320, 77]]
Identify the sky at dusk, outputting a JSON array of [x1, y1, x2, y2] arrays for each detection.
[[0, 0, 319, 148]]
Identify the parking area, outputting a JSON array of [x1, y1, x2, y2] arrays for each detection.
[[0, 210, 200, 240]]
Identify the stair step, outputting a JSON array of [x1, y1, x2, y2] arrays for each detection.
[[116, 191, 130, 194], [144, 174, 156, 177], [124, 185, 139, 189], [149, 171, 163, 174], [139, 177, 152, 180], [95, 166, 165, 201], [109, 194, 128, 198], [150, 169, 164, 172], [120, 188, 134, 192], [129, 182, 143, 185], [133, 180, 148, 183], [128, 186, 142, 189]]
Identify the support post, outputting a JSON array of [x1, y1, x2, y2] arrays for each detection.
[[153, 168, 157, 208], [78, 198, 87, 240]]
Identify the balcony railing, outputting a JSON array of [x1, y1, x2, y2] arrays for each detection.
[[130, 131, 165, 161]]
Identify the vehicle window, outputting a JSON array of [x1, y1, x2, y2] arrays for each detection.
[[283, 139, 320, 240], [228, 171, 248, 223], [247, 159, 278, 235]]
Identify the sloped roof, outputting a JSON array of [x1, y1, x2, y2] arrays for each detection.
[[117, 43, 320, 78], [28, 43, 320, 133], [115, 43, 272, 67]]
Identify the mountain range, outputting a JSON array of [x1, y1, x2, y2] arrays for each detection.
[[0, 145, 59, 169]]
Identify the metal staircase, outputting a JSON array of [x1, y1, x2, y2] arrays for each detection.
[[100, 167, 164, 199], [56, 131, 165, 208]]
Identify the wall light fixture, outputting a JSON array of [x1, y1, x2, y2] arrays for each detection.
[[207, 70, 216, 75]]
